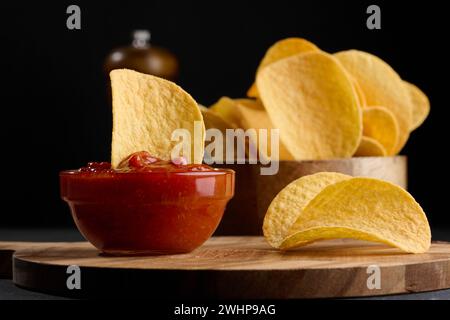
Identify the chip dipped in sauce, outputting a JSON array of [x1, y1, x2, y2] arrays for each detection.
[[60, 69, 234, 255]]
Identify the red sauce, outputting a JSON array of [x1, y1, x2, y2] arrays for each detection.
[[79, 151, 214, 173], [60, 152, 234, 255]]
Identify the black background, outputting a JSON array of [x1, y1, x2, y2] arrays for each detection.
[[0, 1, 448, 228]]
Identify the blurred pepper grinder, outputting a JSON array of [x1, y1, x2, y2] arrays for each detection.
[[104, 30, 179, 82]]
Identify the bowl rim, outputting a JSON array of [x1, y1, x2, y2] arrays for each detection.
[[60, 168, 235, 177]]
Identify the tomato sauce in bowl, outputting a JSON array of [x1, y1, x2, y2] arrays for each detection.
[[60, 152, 234, 255]]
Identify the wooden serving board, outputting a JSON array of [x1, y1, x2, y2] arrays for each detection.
[[1, 237, 450, 299]]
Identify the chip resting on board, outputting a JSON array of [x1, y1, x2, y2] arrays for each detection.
[[334, 50, 412, 153], [404, 81, 430, 131], [256, 51, 362, 160], [263, 172, 351, 248], [354, 136, 387, 157], [362, 106, 399, 155], [247, 38, 320, 98], [281, 177, 431, 253], [110, 69, 205, 167], [263, 172, 431, 253]]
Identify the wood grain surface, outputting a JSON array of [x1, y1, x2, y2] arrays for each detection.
[[2, 236, 449, 299], [216, 156, 407, 235]]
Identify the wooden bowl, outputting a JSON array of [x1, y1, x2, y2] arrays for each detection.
[[215, 156, 407, 235]]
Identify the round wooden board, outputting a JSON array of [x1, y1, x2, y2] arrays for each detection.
[[6, 237, 450, 299]]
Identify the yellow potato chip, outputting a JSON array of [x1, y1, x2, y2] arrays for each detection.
[[259, 38, 319, 70], [209, 97, 242, 127], [362, 106, 399, 155], [199, 105, 235, 132], [354, 136, 387, 157], [234, 100, 294, 161], [263, 172, 352, 247], [352, 76, 367, 107], [247, 38, 320, 98], [234, 98, 264, 110], [110, 69, 205, 167], [404, 81, 430, 131], [246, 83, 259, 98], [280, 177, 431, 253], [199, 105, 235, 162], [335, 50, 412, 153], [256, 51, 362, 160], [209, 97, 293, 160], [233, 100, 270, 129]]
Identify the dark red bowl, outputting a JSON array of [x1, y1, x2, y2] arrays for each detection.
[[60, 169, 234, 255]]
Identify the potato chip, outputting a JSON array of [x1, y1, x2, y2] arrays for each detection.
[[209, 97, 242, 127], [335, 50, 412, 153], [362, 106, 399, 155], [209, 97, 293, 160], [404, 81, 430, 131], [247, 38, 320, 98], [234, 100, 294, 161], [263, 172, 352, 247], [110, 69, 205, 167], [354, 136, 386, 157], [279, 177, 431, 253], [211, 98, 264, 116], [246, 83, 259, 98], [352, 76, 367, 107], [259, 38, 319, 71], [199, 105, 235, 162], [199, 105, 235, 133], [234, 98, 264, 110], [233, 100, 271, 129], [256, 51, 362, 160]]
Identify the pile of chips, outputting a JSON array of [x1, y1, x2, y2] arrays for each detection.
[[202, 38, 431, 252], [204, 38, 430, 160]]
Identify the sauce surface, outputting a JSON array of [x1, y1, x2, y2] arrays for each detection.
[[78, 151, 214, 173]]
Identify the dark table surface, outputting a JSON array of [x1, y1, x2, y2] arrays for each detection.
[[0, 228, 449, 300]]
